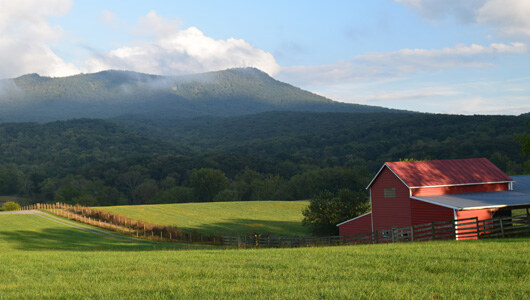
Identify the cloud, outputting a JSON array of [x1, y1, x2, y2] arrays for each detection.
[[395, 0, 530, 39], [0, 0, 79, 78], [85, 10, 280, 76], [278, 42, 527, 86], [99, 10, 116, 25], [477, 0, 530, 38]]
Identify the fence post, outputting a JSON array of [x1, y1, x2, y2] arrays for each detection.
[[431, 222, 435, 240], [499, 219, 505, 238], [475, 217, 480, 239], [526, 209, 530, 229], [391, 228, 395, 243], [410, 226, 414, 242]]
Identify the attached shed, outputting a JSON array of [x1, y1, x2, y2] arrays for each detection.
[[338, 158, 530, 239]]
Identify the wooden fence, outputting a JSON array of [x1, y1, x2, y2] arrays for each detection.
[[19, 203, 530, 248], [223, 214, 530, 248], [20, 203, 223, 245]]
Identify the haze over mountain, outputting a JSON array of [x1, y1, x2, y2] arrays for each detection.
[[0, 68, 403, 122]]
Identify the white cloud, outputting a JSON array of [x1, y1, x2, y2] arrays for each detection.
[[477, 0, 530, 38], [395, 0, 530, 39], [85, 11, 280, 76], [99, 10, 116, 25], [278, 42, 527, 86], [0, 0, 79, 78]]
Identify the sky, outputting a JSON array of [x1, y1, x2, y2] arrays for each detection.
[[1, 0, 529, 115]]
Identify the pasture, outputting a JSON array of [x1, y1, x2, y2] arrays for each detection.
[[0, 212, 529, 299], [93, 201, 310, 236]]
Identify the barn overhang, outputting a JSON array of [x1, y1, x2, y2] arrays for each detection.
[[411, 188, 530, 211]]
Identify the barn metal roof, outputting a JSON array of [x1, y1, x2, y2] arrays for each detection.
[[412, 175, 530, 210], [384, 158, 513, 188]]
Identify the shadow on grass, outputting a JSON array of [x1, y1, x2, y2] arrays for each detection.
[[0, 227, 214, 252], [181, 218, 311, 236]]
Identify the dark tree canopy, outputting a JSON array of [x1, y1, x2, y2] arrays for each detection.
[[190, 168, 229, 202], [302, 189, 370, 236]]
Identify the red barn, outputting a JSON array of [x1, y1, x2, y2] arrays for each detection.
[[338, 158, 530, 239]]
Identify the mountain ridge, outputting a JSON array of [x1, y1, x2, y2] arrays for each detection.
[[0, 68, 406, 122]]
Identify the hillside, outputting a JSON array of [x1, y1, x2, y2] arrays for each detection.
[[93, 201, 311, 236], [0, 112, 527, 207], [117, 111, 530, 174], [0, 68, 401, 122]]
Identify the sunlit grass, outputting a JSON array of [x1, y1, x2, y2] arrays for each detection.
[[94, 201, 310, 236], [1, 212, 528, 299]]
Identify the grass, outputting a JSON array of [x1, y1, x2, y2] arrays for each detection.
[[0, 214, 209, 251], [1, 213, 529, 299], [93, 201, 311, 236]]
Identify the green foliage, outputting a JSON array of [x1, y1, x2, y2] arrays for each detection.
[[150, 186, 194, 204], [190, 168, 229, 202], [0, 165, 20, 194], [0, 112, 527, 207], [516, 121, 530, 172], [1, 201, 20, 211], [303, 189, 370, 236]]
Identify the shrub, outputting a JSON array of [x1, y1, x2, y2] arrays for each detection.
[[1, 201, 21, 211], [302, 189, 369, 236]]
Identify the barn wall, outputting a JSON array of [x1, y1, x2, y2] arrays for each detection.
[[456, 208, 492, 221], [371, 167, 411, 230], [456, 209, 493, 240], [411, 182, 509, 197], [410, 199, 454, 225], [338, 213, 372, 236]]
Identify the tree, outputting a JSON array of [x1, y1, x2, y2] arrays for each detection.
[[302, 189, 369, 236], [516, 120, 530, 172], [189, 168, 229, 202], [1, 201, 20, 211]]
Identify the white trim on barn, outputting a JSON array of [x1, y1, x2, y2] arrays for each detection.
[[336, 212, 372, 227], [365, 164, 410, 190], [409, 181, 513, 189]]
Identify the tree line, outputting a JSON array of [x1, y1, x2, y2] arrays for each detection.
[[0, 112, 528, 210]]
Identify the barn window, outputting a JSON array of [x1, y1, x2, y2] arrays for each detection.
[[384, 188, 396, 198]]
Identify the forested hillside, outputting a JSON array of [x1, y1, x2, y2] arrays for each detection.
[[117, 112, 529, 173], [0, 68, 399, 122], [0, 112, 527, 207]]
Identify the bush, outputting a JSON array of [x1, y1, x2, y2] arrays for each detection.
[[1, 201, 21, 211], [302, 189, 369, 236]]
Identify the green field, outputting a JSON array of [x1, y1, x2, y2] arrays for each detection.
[[1, 212, 529, 299], [94, 201, 310, 236]]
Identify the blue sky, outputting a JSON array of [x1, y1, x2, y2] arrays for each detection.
[[1, 0, 529, 114]]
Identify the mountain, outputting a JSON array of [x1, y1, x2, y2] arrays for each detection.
[[0, 68, 404, 122]]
